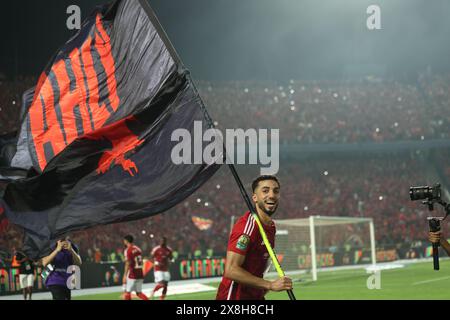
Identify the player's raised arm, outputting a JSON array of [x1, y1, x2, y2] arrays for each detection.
[[65, 241, 82, 266], [41, 240, 64, 267]]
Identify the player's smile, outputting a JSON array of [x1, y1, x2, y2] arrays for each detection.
[[263, 198, 278, 211], [265, 201, 276, 207]]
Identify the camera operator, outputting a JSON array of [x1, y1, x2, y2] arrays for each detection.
[[429, 230, 450, 256], [410, 184, 450, 260]]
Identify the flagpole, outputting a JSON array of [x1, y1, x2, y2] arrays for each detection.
[[138, 0, 295, 299]]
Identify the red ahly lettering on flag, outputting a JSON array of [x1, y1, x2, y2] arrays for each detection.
[[28, 14, 120, 172]]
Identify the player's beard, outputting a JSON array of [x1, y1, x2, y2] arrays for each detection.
[[257, 199, 278, 216]]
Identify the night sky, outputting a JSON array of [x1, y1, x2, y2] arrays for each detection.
[[1, 0, 450, 80]]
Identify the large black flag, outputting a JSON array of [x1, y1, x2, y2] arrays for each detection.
[[1, 0, 221, 259]]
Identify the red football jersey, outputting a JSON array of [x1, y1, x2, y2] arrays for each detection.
[[216, 211, 276, 300], [125, 245, 144, 279], [151, 245, 173, 272]]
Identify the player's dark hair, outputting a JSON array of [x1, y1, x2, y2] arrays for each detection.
[[251, 175, 280, 193], [124, 235, 134, 243]]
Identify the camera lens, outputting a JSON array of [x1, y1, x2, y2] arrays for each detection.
[[409, 186, 431, 201]]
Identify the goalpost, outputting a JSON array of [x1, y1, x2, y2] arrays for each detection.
[[272, 216, 376, 281]]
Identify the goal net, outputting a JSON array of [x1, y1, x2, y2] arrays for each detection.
[[271, 216, 376, 281]]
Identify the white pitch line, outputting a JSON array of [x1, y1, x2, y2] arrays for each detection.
[[412, 276, 450, 286]]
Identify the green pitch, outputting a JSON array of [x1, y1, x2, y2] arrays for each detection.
[[74, 260, 450, 300]]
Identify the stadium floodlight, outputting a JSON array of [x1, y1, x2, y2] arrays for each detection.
[[274, 216, 377, 282]]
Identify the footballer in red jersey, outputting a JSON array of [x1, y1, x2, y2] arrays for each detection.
[[149, 237, 173, 300], [122, 235, 148, 300], [216, 175, 292, 300]]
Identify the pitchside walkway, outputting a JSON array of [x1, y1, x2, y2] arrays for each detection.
[[0, 257, 443, 300], [0, 275, 223, 300]]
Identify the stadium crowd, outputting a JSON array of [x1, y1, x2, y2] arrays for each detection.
[[0, 75, 449, 143], [1, 152, 438, 262], [1, 74, 450, 264], [198, 77, 449, 143]]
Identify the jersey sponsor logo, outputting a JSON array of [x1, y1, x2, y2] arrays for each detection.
[[236, 234, 250, 250]]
